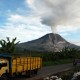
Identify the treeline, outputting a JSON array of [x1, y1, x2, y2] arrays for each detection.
[[41, 48, 80, 61], [15, 47, 80, 61]]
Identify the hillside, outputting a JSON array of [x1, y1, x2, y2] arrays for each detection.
[[16, 33, 80, 52]]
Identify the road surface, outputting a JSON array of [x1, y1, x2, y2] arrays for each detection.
[[13, 63, 73, 80]]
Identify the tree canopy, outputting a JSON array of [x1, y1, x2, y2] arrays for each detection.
[[0, 37, 20, 54]]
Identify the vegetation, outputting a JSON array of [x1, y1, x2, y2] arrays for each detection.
[[19, 47, 79, 60], [0, 37, 20, 54], [43, 59, 72, 66], [55, 65, 80, 80], [55, 69, 74, 80]]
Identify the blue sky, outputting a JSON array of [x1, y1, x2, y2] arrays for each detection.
[[0, 0, 80, 46]]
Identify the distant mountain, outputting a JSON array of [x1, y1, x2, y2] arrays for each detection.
[[16, 33, 80, 52]]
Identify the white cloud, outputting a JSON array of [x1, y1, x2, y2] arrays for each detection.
[[0, 13, 51, 42], [8, 14, 41, 25]]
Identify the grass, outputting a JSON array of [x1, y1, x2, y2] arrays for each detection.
[[55, 65, 80, 80], [55, 69, 74, 80], [43, 59, 72, 66]]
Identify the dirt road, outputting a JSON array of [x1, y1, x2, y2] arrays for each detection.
[[13, 63, 73, 80]]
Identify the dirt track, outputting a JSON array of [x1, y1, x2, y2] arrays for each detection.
[[12, 63, 73, 80]]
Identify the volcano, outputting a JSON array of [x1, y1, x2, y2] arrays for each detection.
[[16, 33, 80, 52]]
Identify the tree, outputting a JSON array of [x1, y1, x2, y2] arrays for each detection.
[[0, 37, 20, 54], [68, 48, 78, 58], [61, 47, 78, 59]]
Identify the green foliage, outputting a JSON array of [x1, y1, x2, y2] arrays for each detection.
[[56, 66, 80, 80], [0, 37, 20, 54], [57, 70, 74, 80], [43, 59, 72, 66], [16, 46, 80, 62], [61, 47, 79, 59]]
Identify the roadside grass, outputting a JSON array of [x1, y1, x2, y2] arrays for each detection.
[[54, 65, 80, 80], [43, 59, 72, 66], [55, 69, 74, 80]]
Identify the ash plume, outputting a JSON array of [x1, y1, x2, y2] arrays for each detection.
[[27, 0, 80, 33]]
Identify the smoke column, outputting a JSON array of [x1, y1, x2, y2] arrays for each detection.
[[27, 0, 80, 33]]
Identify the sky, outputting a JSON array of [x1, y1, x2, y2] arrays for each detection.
[[0, 0, 80, 46]]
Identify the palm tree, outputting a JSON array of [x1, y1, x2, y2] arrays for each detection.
[[0, 37, 20, 54]]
